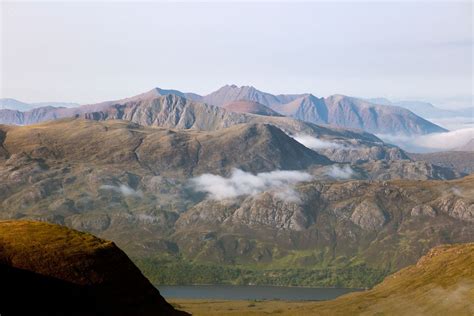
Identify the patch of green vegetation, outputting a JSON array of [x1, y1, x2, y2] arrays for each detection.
[[133, 256, 388, 288]]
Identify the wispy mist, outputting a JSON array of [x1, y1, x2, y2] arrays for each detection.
[[189, 169, 312, 201], [100, 184, 144, 198], [326, 165, 355, 179], [292, 134, 343, 150]]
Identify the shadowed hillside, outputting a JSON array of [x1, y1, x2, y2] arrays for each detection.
[[0, 220, 188, 316]]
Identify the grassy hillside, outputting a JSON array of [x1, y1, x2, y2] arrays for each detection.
[[170, 243, 474, 315]]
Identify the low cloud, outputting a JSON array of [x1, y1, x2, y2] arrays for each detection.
[[189, 169, 312, 202], [379, 127, 474, 153], [429, 117, 474, 131], [326, 165, 354, 179], [292, 134, 343, 150], [100, 184, 144, 197]]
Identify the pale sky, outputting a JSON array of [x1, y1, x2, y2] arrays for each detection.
[[1, 1, 472, 108]]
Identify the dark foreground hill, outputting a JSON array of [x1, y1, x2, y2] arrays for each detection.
[[0, 220, 188, 316], [171, 242, 474, 315]]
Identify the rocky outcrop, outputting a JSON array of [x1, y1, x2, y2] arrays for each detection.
[[435, 195, 474, 222], [228, 193, 313, 231], [350, 200, 387, 231]]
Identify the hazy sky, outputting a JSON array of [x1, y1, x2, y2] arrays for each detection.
[[1, 1, 472, 108]]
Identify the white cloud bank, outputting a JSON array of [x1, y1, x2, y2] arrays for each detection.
[[379, 127, 474, 153], [292, 134, 343, 150], [326, 165, 354, 179], [100, 184, 144, 197], [189, 169, 312, 202]]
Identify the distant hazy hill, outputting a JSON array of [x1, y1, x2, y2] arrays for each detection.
[[192, 85, 447, 135], [0, 98, 34, 111], [274, 94, 447, 135], [0, 220, 187, 316], [0, 98, 79, 111], [368, 97, 473, 119], [0, 85, 447, 136]]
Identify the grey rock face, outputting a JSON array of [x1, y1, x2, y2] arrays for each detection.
[[350, 200, 387, 231], [436, 196, 474, 222], [228, 193, 312, 231]]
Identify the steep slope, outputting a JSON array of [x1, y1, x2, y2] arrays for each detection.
[[276, 94, 447, 136], [0, 220, 187, 316], [303, 242, 474, 315], [222, 100, 282, 116], [171, 243, 474, 316], [83, 94, 252, 130]]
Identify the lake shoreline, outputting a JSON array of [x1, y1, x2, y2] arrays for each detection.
[[157, 284, 363, 301]]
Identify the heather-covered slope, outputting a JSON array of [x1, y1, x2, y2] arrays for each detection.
[[0, 118, 330, 176], [0, 220, 187, 316]]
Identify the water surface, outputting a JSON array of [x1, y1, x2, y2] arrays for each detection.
[[157, 285, 361, 301]]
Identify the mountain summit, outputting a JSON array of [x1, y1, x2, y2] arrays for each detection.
[[0, 85, 448, 136]]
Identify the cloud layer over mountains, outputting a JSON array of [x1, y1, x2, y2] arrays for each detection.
[[380, 127, 474, 152], [189, 169, 312, 202]]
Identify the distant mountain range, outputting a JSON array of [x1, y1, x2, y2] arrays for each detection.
[[0, 98, 79, 111], [0, 85, 449, 136], [367, 97, 474, 119]]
